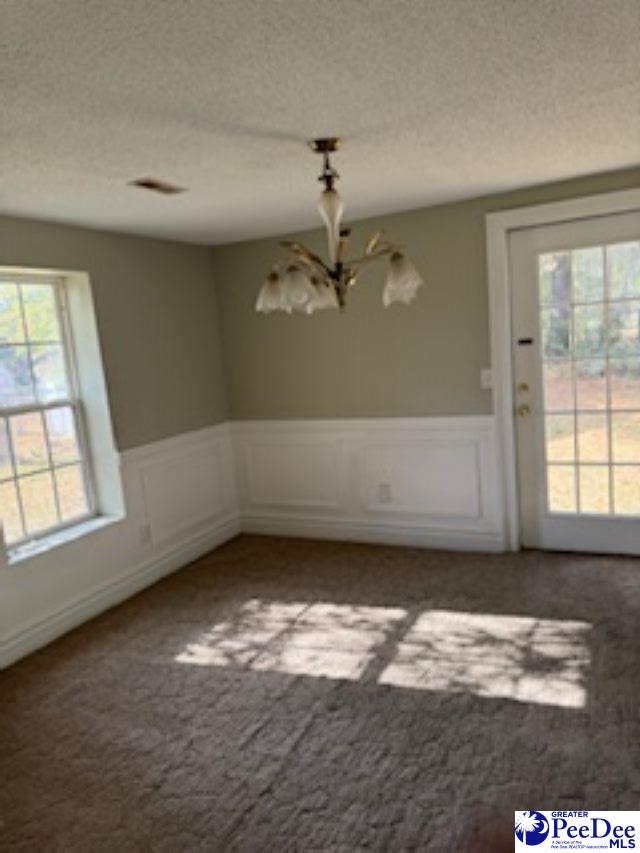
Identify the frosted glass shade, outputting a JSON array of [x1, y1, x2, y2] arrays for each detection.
[[318, 189, 343, 265], [383, 252, 423, 307], [306, 281, 339, 313], [256, 272, 289, 313], [282, 265, 317, 311]]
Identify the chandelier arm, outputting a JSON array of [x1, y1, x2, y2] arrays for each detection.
[[279, 241, 332, 276], [347, 247, 396, 269], [365, 231, 384, 255]]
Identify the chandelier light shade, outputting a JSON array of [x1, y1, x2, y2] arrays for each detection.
[[256, 138, 424, 315], [310, 279, 340, 312], [383, 252, 424, 307], [255, 271, 289, 314]]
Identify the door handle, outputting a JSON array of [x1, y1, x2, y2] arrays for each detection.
[[516, 404, 531, 417]]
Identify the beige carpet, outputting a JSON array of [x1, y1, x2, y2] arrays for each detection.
[[1, 535, 639, 852]]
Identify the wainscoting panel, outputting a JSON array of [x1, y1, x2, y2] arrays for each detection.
[[243, 440, 343, 511], [359, 441, 480, 518], [137, 430, 235, 547], [232, 417, 503, 551]]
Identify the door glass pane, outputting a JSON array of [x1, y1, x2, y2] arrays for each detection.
[[577, 414, 608, 463], [608, 301, 640, 356], [545, 415, 575, 461], [610, 358, 640, 409], [547, 466, 576, 513], [579, 465, 610, 514], [613, 466, 640, 515], [539, 252, 571, 304], [541, 307, 571, 357], [575, 359, 606, 410], [574, 304, 606, 357], [607, 241, 640, 300], [572, 247, 603, 302], [543, 361, 573, 411], [611, 413, 640, 462]]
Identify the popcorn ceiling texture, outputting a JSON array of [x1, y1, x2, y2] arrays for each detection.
[[1, 535, 639, 851], [1, 0, 639, 244]]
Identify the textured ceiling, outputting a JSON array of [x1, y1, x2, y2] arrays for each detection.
[[2, 0, 639, 244]]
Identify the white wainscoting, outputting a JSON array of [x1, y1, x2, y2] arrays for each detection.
[[0, 423, 238, 669], [1, 416, 505, 669], [232, 417, 504, 552]]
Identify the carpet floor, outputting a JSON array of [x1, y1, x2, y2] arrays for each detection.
[[1, 535, 639, 852]]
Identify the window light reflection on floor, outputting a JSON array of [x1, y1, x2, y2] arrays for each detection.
[[175, 600, 408, 680], [377, 610, 589, 708], [175, 600, 590, 708]]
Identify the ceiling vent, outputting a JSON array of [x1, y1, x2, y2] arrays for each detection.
[[129, 177, 186, 195]]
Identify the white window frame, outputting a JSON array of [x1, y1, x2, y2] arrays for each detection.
[[0, 272, 97, 547]]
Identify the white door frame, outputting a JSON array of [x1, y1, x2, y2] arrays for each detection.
[[485, 188, 640, 551]]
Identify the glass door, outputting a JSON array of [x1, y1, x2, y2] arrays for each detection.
[[510, 210, 640, 553]]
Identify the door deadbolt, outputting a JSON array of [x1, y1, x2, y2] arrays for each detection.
[[517, 382, 529, 393]]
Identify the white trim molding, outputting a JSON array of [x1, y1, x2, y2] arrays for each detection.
[[232, 417, 503, 552], [486, 188, 640, 550]]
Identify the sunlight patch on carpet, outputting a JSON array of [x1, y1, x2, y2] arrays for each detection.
[[175, 601, 590, 707], [378, 610, 590, 708], [175, 600, 407, 679]]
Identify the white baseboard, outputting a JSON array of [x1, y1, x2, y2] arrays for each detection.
[[242, 515, 504, 552]]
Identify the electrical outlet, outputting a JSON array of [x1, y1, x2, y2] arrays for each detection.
[[378, 483, 392, 504], [480, 368, 493, 390]]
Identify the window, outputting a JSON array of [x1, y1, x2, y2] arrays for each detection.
[[0, 276, 94, 546]]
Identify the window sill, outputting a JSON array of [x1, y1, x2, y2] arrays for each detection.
[[7, 515, 125, 566]]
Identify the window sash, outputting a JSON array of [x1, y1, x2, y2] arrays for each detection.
[[0, 275, 96, 547]]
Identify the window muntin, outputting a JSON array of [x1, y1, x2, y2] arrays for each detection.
[[0, 277, 94, 546]]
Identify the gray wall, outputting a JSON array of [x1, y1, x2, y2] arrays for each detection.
[[0, 216, 227, 449], [213, 166, 640, 420]]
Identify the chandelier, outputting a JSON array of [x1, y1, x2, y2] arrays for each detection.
[[256, 138, 424, 314]]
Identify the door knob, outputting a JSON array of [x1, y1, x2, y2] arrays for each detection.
[[516, 404, 531, 417]]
